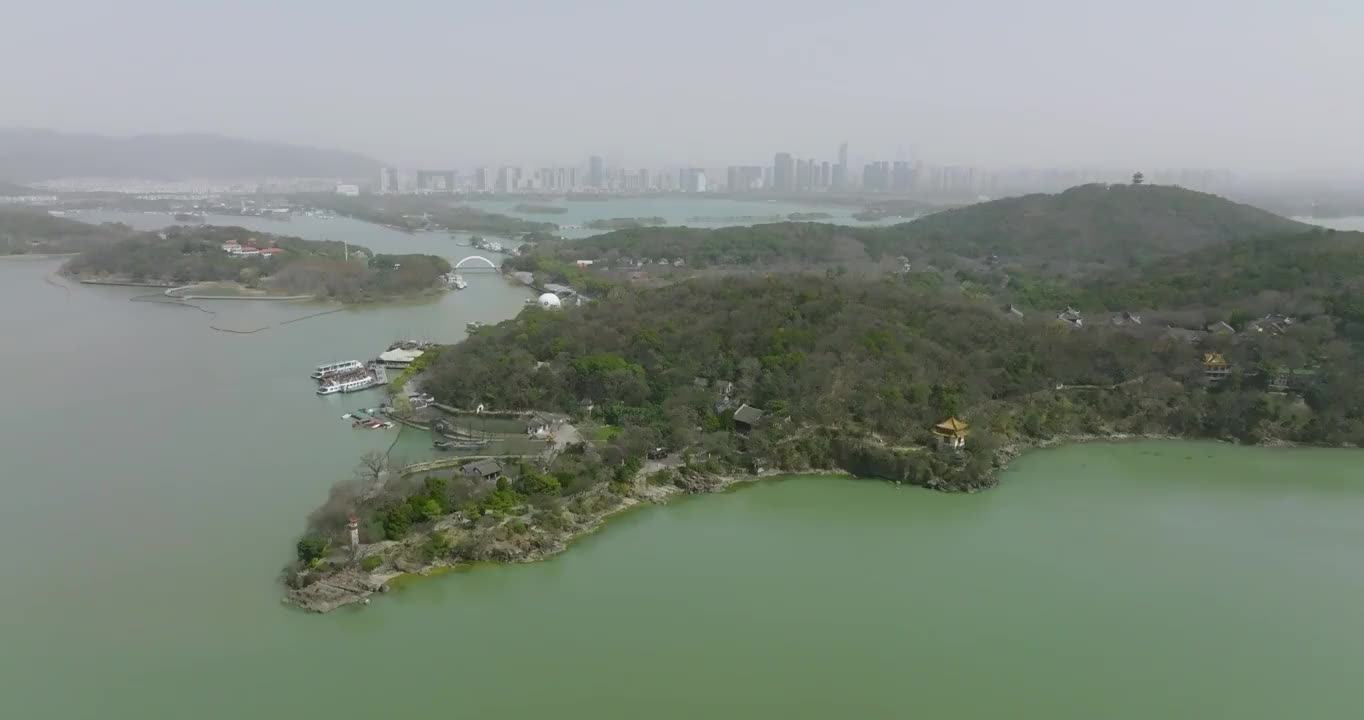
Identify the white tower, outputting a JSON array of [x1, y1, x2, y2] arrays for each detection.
[[348, 515, 360, 554]]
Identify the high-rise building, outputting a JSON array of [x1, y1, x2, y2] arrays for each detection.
[[473, 167, 490, 192], [836, 142, 849, 189], [725, 166, 769, 192], [820, 161, 831, 190], [796, 159, 811, 191], [862, 161, 891, 191], [727, 166, 763, 192], [891, 161, 914, 192], [416, 170, 456, 193], [639, 168, 651, 191], [679, 168, 707, 193], [378, 167, 398, 194], [496, 167, 517, 194], [773, 153, 795, 192], [588, 156, 605, 189]]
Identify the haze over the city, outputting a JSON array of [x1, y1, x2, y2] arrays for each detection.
[[3, 0, 1362, 173]]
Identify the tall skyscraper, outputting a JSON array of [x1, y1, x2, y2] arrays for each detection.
[[820, 161, 831, 190], [588, 156, 605, 189], [679, 168, 707, 193], [892, 161, 914, 191], [727, 166, 763, 192], [378, 167, 398, 194], [415, 170, 456, 193], [773, 152, 795, 192], [863, 161, 891, 191], [836, 142, 849, 189], [473, 167, 490, 192], [496, 167, 518, 194]]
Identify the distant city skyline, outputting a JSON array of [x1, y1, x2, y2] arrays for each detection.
[[360, 152, 1238, 198], [3, 1, 1362, 174]]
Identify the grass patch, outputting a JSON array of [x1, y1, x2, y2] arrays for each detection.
[[590, 425, 623, 443]]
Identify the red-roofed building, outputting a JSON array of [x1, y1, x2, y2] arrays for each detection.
[[258, 247, 285, 258]]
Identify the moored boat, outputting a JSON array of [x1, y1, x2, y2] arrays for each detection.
[[316, 364, 389, 395], [311, 360, 363, 380]]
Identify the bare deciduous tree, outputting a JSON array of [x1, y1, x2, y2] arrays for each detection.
[[354, 450, 388, 486]]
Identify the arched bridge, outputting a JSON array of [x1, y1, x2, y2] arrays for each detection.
[[454, 255, 498, 271]]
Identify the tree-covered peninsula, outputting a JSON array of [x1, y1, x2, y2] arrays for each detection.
[[62, 225, 452, 301], [287, 234, 1364, 609], [283, 184, 1364, 611], [0, 209, 137, 255], [295, 193, 558, 235]]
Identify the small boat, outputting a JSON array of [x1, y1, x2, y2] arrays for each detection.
[[452, 274, 468, 290]]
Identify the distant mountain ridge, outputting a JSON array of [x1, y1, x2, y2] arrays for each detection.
[[0, 129, 383, 182]]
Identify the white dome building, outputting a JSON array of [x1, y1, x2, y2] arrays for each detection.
[[538, 292, 563, 309]]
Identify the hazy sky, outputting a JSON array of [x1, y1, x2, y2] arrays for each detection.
[[4, 0, 1362, 171]]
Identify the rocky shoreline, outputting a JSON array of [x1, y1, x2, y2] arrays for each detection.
[[283, 467, 843, 613], [284, 434, 1315, 614]]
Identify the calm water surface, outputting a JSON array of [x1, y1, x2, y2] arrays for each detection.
[[3, 227, 1364, 717], [70, 196, 907, 244], [459, 196, 906, 236]]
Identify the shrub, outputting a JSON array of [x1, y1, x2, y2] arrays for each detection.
[[296, 534, 328, 564], [383, 504, 414, 540], [359, 555, 383, 571]]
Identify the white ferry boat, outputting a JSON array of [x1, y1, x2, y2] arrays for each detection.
[[311, 360, 363, 380], [317, 375, 375, 395], [316, 364, 389, 395]]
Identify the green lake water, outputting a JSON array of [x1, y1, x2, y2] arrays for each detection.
[[4, 219, 1364, 718]]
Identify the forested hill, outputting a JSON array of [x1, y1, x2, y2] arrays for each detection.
[[0, 129, 382, 181], [514, 185, 1305, 280], [862, 184, 1307, 268], [1000, 228, 1364, 319], [0, 208, 136, 255], [423, 275, 1364, 487]]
